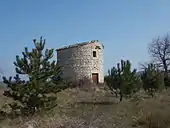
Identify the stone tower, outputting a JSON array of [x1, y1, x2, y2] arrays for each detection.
[[56, 40, 104, 83]]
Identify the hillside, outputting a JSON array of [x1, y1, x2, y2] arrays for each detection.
[[0, 85, 170, 128]]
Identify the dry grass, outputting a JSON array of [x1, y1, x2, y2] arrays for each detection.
[[0, 85, 170, 128]]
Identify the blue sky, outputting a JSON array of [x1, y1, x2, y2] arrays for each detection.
[[0, 0, 170, 77]]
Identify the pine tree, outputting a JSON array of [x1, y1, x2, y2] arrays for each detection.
[[2, 37, 67, 116], [104, 67, 119, 97], [141, 63, 164, 97], [105, 60, 141, 101]]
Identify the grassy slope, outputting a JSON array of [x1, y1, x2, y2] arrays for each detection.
[[0, 85, 170, 128]]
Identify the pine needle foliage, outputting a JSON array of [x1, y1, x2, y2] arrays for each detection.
[[2, 37, 67, 116], [105, 60, 141, 101], [141, 63, 165, 97]]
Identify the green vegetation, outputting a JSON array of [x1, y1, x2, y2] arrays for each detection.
[[105, 60, 141, 101], [141, 63, 165, 97], [1, 33, 170, 127], [1, 37, 67, 117]]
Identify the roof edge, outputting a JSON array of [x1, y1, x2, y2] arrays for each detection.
[[56, 40, 102, 51]]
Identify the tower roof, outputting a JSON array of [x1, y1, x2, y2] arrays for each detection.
[[56, 40, 103, 51]]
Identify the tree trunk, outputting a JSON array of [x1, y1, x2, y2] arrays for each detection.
[[115, 91, 118, 97], [119, 92, 123, 102], [163, 60, 168, 74]]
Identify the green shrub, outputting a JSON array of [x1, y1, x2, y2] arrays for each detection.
[[141, 63, 164, 97], [1, 37, 68, 117], [105, 60, 141, 101]]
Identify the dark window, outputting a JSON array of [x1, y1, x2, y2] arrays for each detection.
[[93, 51, 96, 57], [95, 46, 101, 49]]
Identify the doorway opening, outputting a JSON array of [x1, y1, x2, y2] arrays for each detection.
[[92, 73, 99, 84]]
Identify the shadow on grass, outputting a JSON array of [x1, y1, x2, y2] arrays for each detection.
[[76, 101, 117, 105]]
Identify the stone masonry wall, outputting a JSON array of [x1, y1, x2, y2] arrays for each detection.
[[57, 40, 104, 83]]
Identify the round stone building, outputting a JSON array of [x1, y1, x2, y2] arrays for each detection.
[[56, 40, 104, 83]]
